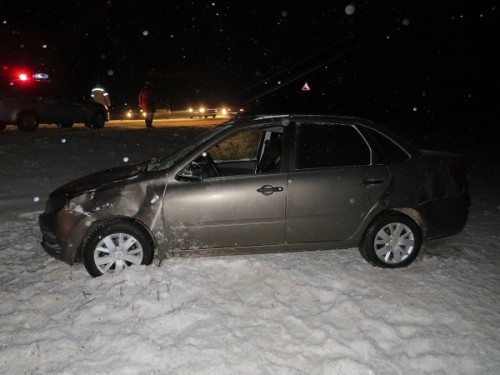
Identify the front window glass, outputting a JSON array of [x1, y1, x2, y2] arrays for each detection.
[[210, 128, 262, 162], [295, 123, 370, 169], [155, 122, 232, 170], [204, 126, 284, 176]]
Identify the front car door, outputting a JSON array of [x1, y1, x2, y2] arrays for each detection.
[[163, 124, 289, 250], [286, 121, 390, 243]]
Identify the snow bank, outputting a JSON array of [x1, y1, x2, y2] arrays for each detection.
[[1, 124, 499, 374]]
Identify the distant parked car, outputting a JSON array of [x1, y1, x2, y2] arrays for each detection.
[[155, 104, 171, 119], [0, 72, 109, 131], [39, 114, 470, 277], [123, 104, 170, 120], [0, 93, 109, 131], [219, 106, 245, 117], [188, 105, 217, 118], [123, 107, 142, 120]]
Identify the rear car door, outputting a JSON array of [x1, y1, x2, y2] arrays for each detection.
[[43, 96, 68, 123], [163, 125, 289, 250], [56, 96, 88, 123], [286, 121, 390, 243]]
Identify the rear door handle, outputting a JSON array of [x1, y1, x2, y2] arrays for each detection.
[[257, 184, 283, 196], [362, 178, 384, 186]]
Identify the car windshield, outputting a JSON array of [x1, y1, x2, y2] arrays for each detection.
[[149, 121, 233, 171]]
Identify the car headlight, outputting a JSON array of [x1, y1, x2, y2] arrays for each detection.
[[44, 194, 69, 214]]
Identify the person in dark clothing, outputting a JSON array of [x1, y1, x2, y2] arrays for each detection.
[[138, 81, 156, 128]]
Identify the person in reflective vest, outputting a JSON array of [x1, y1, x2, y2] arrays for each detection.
[[91, 86, 111, 108]]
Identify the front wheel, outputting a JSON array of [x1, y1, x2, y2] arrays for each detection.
[[18, 114, 38, 132], [82, 220, 154, 277], [91, 112, 106, 128], [359, 213, 422, 268]]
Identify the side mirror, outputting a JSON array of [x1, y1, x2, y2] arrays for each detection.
[[177, 162, 203, 182]]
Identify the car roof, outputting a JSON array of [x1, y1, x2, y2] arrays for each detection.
[[225, 113, 418, 154], [226, 113, 372, 129]]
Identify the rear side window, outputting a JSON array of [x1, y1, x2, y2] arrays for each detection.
[[364, 128, 410, 164], [295, 123, 370, 169]]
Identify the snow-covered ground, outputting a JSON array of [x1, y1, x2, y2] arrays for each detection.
[[1, 122, 499, 374]]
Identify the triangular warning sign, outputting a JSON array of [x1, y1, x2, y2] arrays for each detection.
[[302, 82, 311, 91]]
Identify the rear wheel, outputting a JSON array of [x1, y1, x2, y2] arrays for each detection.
[[18, 114, 38, 132], [91, 112, 106, 128], [82, 220, 154, 277], [359, 213, 422, 268]]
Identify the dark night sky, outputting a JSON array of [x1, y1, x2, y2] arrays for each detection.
[[1, 0, 498, 128]]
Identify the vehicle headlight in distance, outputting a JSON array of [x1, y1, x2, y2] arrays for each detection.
[[199, 107, 206, 114], [126, 111, 132, 118], [188, 107, 193, 113], [221, 108, 228, 116]]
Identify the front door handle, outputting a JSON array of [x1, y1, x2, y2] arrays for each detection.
[[361, 178, 384, 186], [257, 184, 283, 196]]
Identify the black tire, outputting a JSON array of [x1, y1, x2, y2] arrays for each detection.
[[0, 123, 6, 131], [59, 122, 73, 128], [91, 112, 106, 128], [82, 220, 154, 277], [359, 213, 422, 268], [18, 114, 38, 132]]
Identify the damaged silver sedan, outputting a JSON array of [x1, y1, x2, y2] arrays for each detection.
[[39, 114, 470, 277]]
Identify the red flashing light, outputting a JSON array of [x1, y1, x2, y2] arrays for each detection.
[[19, 73, 29, 81]]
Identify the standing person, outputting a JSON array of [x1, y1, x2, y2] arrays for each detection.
[[91, 85, 111, 108], [138, 81, 156, 128]]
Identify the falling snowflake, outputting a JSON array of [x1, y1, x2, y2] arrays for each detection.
[[345, 4, 356, 15]]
